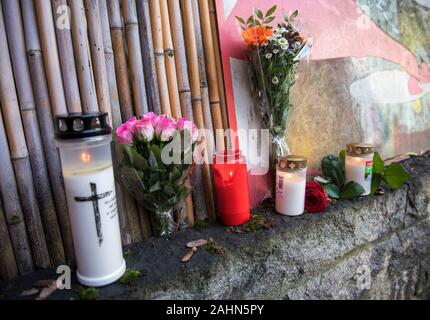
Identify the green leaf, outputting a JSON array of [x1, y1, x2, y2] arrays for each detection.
[[371, 173, 383, 195], [247, 15, 255, 25], [341, 181, 366, 199], [124, 146, 149, 171], [169, 167, 182, 183], [373, 152, 385, 174], [235, 16, 246, 24], [383, 163, 411, 189], [265, 5, 277, 17], [264, 16, 276, 24], [164, 185, 176, 196], [325, 183, 340, 199], [339, 149, 346, 169], [255, 8, 264, 20], [290, 10, 299, 20], [148, 151, 159, 170], [176, 186, 188, 202], [321, 155, 345, 187], [149, 181, 161, 193], [315, 176, 331, 185]]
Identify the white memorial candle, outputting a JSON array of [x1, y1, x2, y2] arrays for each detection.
[[276, 156, 307, 216], [56, 113, 126, 287], [345, 143, 374, 196]]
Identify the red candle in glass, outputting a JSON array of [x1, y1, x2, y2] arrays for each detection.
[[213, 150, 250, 226]]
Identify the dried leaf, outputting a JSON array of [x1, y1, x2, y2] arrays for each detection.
[[34, 279, 56, 288], [182, 247, 197, 262], [21, 288, 39, 297], [186, 239, 208, 248], [36, 281, 58, 300]]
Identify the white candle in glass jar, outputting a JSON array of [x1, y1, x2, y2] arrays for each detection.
[[345, 143, 374, 195], [56, 113, 126, 287], [275, 156, 307, 216], [63, 164, 124, 285]]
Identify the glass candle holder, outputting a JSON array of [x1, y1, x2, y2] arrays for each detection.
[[275, 155, 307, 216], [213, 150, 250, 226], [55, 113, 125, 287], [345, 143, 374, 195]]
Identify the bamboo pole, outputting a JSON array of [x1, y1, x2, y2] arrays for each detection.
[[168, 0, 192, 120], [3, 0, 66, 266], [209, 0, 229, 144], [21, 0, 75, 266], [0, 165, 19, 280], [148, 0, 171, 116], [85, 0, 113, 122], [34, 0, 68, 115], [108, 0, 143, 242], [0, 107, 33, 275], [159, 0, 181, 119], [191, 0, 214, 146], [181, 0, 216, 221], [122, 0, 153, 239], [99, 0, 131, 245], [22, 0, 75, 265], [52, 0, 82, 113], [122, 0, 149, 116], [168, 0, 194, 226], [136, 0, 161, 115], [0, 3, 51, 269], [189, 0, 213, 219], [69, 0, 98, 112], [98, 0, 122, 128], [108, 0, 134, 120], [198, 0, 225, 152]]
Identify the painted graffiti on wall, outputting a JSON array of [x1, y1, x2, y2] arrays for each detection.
[[215, 0, 430, 206]]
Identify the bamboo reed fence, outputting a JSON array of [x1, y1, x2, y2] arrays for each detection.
[[3, 0, 66, 267], [0, 0, 228, 281]]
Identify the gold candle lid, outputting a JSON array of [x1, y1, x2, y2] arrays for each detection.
[[278, 155, 307, 171], [346, 143, 374, 156]]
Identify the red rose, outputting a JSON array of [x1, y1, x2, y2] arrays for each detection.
[[305, 181, 328, 213]]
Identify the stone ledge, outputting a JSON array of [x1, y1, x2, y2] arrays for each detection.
[[1, 155, 429, 300]]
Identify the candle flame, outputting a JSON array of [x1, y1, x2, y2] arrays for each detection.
[[81, 152, 91, 163], [229, 171, 233, 178], [354, 157, 362, 163]]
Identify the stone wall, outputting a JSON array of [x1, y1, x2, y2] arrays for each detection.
[[1, 155, 429, 300]]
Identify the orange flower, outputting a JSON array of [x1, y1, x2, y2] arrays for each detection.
[[242, 26, 273, 47]]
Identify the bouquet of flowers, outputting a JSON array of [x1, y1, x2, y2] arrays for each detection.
[[237, 6, 311, 162], [115, 112, 199, 236]]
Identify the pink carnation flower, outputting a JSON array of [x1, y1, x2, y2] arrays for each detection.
[[141, 112, 158, 126], [133, 119, 154, 142], [177, 118, 199, 143], [116, 122, 133, 145], [155, 117, 177, 142]]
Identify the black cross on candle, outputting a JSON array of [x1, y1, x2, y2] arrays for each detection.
[[75, 183, 112, 247]]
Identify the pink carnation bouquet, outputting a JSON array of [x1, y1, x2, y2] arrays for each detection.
[[116, 113, 199, 236]]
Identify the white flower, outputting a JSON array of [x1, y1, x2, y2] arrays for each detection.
[[294, 41, 301, 50], [279, 27, 287, 33], [273, 49, 279, 54], [265, 53, 273, 59], [278, 38, 288, 46], [281, 44, 289, 51], [275, 32, 283, 38], [272, 77, 279, 84]]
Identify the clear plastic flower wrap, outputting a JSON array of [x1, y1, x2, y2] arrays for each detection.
[[237, 6, 312, 164], [115, 113, 198, 237]]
